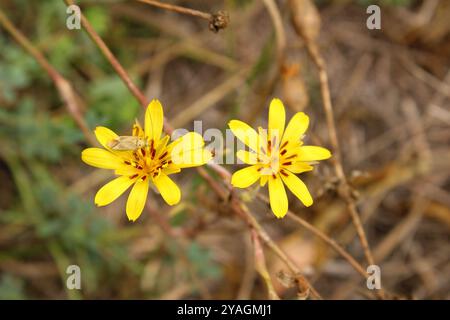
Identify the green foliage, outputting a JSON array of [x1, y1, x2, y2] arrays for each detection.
[[84, 7, 110, 37], [0, 275, 26, 300], [87, 76, 141, 130], [0, 99, 83, 162], [0, 0, 217, 299], [186, 242, 221, 280], [0, 0, 143, 292], [0, 40, 40, 103]]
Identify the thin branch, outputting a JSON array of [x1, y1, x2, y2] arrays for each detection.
[[251, 229, 280, 300], [197, 168, 322, 300], [305, 41, 375, 268], [262, 0, 286, 67], [67, 0, 148, 108], [288, 1, 376, 269], [136, 0, 229, 33], [255, 195, 367, 278]]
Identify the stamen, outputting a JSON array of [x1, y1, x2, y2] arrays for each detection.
[[280, 170, 289, 177], [140, 148, 146, 157], [280, 141, 288, 149], [158, 151, 168, 160], [280, 149, 287, 156], [150, 139, 155, 152], [282, 161, 292, 166], [260, 146, 266, 155], [272, 173, 276, 179], [142, 176, 147, 181], [285, 154, 297, 160], [130, 174, 139, 179], [124, 160, 131, 165]]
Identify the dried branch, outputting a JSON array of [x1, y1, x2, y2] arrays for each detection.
[[289, 0, 376, 269], [251, 229, 280, 300], [136, 0, 229, 33], [262, 0, 286, 67]]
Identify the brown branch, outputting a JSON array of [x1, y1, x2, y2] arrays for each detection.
[[262, 0, 286, 67], [304, 41, 375, 268], [256, 195, 367, 278], [145, 203, 211, 298], [0, 8, 96, 146], [136, 0, 229, 33], [67, 0, 148, 108], [196, 168, 322, 300], [288, 1, 376, 269], [251, 229, 280, 300]]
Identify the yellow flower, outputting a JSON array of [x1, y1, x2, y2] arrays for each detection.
[[229, 98, 331, 218], [81, 99, 211, 222]]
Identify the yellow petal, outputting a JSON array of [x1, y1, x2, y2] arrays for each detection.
[[298, 146, 332, 161], [268, 175, 288, 218], [228, 120, 260, 152], [285, 162, 313, 174], [81, 148, 123, 169], [126, 177, 150, 222], [178, 149, 212, 168], [231, 165, 261, 188], [268, 98, 285, 145], [280, 171, 313, 207], [132, 120, 145, 138], [282, 112, 309, 144], [145, 99, 164, 142], [236, 150, 259, 165], [114, 164, 140, 176], [153, 173, 181, 205], [94, 126, 119, 149], [260, 175, 268, 187], [155, 135, 170, 155], [95, 175, 136, 206], [169, 132, 210, 167], [162, 165, 181, 175]]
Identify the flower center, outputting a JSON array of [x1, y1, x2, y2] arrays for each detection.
[[259, 139, 297, 176], [125, 137, 172, 180]]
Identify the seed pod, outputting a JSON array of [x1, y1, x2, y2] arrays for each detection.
[[281, 63, 309, 112], [288, 0, 321, 42]]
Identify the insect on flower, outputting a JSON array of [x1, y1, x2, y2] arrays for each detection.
[[229, 98, 331, 218], [107, 135, 149, 151], [81, 99, 212, 222]]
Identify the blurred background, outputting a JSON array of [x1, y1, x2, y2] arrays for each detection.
[[0, 0, 449, 299]]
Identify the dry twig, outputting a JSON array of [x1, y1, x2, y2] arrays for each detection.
[[136, 0, 229, 33]]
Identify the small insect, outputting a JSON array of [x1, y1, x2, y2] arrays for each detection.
[[108, 136, 149, 151]]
